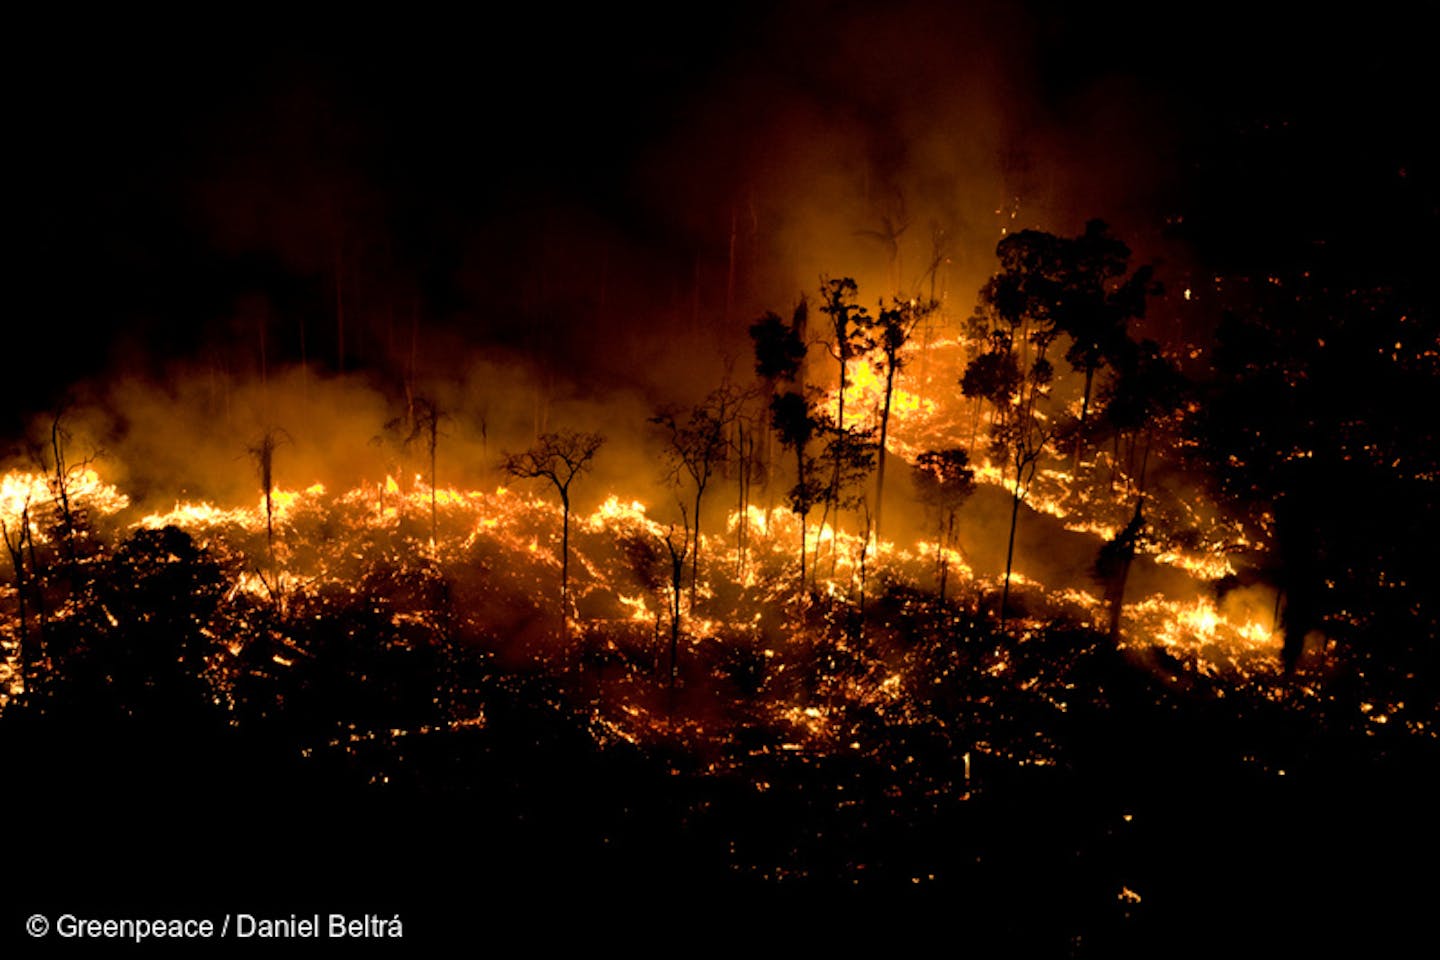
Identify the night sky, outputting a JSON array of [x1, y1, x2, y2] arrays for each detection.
[[13, 3, 1430, 430]]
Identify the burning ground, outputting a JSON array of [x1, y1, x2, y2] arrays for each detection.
[[2, 306, 1436, 951], [6, 4, 1437, 953]]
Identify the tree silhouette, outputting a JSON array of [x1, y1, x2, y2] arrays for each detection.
[[650, 383, 744, 611], [967, 232, 1065, 624], [749, 300, 808, 517], [912, 448, 976, 602], [960, 348, 1021, 456], [998, 412, 1055, 626], [387, 396, 446, 555], [769, 390, 824, 591], [1095, 499, 1146, 644], [1095, 338, 1186, 494], [1192, 280, 1438, 669], [749, 306, 807, 386], [662, 509, 689, 708], [867, 296, 935, 541], [815, 420, 878, 578], [28, 410, 98, 568], [501, 430, 604, 612], [246, 427, 291, 580], [854, 189, 909, 291], [1051, 221, 1161, 472], [730, 401, 763, 577], [816, 278, 874, 529]]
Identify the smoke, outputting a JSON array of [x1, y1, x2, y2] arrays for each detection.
[[6, 0, 1270, 606]]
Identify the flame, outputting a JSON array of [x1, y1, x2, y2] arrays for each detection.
[[1124, 594, 1280, 672], [835, 356, 936, 427], [2, 468, 130, 537]]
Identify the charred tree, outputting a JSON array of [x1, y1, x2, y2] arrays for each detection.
[[396, 397, 446, 555], [999, 419, 1054, 627], [912, 449, 976, 603], [749, 300, 808, 505], [650, 383, 744, 611], [817, 278, 874, 534], [868, 296, 934, 541], [662, 510, 690, 709], [816, 421, 878, 580], [501, 430, 604, 614], [246, 427, 290, 583], [1096, 499, 1146, 643], [770, 391, 823, 593]]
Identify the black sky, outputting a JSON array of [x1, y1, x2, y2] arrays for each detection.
[[10, 2, 1432, 432]]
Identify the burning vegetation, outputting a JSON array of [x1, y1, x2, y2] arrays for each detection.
[[6, 7, 1436, 951], [4, 230, 1435, 908]]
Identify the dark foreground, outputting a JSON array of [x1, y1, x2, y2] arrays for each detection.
[[6, 662, 1435, 958]]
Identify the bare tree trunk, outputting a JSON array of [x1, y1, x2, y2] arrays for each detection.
[[968, 396, 981, 458], [1071, 365, 1094, 475], [798, 511, 807, 594], [1000, 486, 1022, 626], [736, 422, 749, 577], [663, 518, 689, 714], [830, 353, 848, 538], [690, 487, 703, 612], [856, 502, 871, 638], [875, 360, 897, 541], [50, 416, 77, 566], [669, 568, 681, 702]]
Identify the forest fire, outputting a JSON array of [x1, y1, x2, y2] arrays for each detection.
[[5, 6, 1434, 952], [0, 364, 1358, 725], [4, 244, 1434, 950]]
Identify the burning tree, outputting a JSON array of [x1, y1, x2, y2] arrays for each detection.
[[28, 410, 98, 568], [749, 300, 808, 508], [649, 383, 745, 610], [912, 448, 976, 602], [1094, 338, 1186, 494], [246, 427, 290, 591], [967, 232, 1064, 624], [960, 348, 1021, 457], [816, 277, 874, 528], [1095, 499, 1146, 644], [1049, 221, 1160, 472], [769, 390, 824, 590], [500, 430, 604, 612], [662, 509, 689, 705], [730, 401, 763, 577], [815, 420, 878, 579], [867, 296, 936, 541], [391, 396, 446, 554]]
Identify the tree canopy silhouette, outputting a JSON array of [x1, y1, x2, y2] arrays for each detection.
[[501, 430, 604, 612]]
